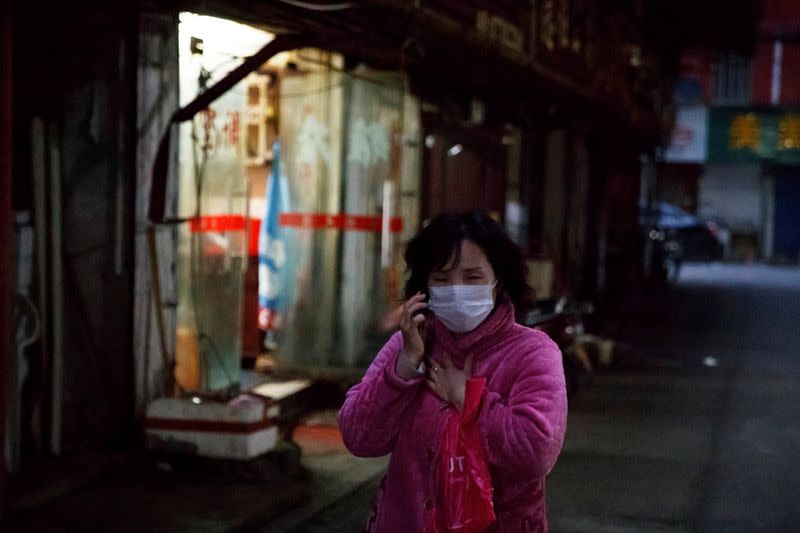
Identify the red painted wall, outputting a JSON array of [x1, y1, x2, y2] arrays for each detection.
[[680, 0, 800, 107], [761, 0, 800, 34], [780, 42, 800, 104], [754, 0, 800, 105], [751, 41, 774, 105], [679, 48, 713, 102]]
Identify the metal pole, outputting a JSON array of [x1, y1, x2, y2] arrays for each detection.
[[31, 119, 49, 454], [0, 0, 14, 517], [48, 123, 63, 456], [771, 40, 783, 105], [147, 227, 173, 397]]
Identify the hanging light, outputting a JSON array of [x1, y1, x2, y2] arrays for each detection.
[[447, 144, 463, 157]]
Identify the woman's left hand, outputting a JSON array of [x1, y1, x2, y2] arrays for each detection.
[[427, 353, 474, 411]]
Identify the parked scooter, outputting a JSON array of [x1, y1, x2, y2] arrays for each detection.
[[646, 227, 683, 286], [522, 298, 595, 399]]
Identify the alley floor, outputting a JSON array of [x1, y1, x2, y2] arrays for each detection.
[[11, 263, 797, 532], [272, 263, 800, 532]]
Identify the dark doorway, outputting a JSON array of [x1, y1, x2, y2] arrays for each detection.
[[773, 167, 800, 261], [421, 116, 507, 223]]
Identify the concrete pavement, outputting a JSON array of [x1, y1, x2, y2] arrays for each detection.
[[14, 264, 797, 531], [548, 263, 800, 531], [273, 263, 800, 532]]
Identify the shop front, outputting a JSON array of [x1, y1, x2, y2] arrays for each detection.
[[140, 1, 675, 403], [161, 14, 426, 398], [705, 107, 800, 261]]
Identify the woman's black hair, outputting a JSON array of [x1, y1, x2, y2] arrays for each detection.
[[403, 210, 535, 310]]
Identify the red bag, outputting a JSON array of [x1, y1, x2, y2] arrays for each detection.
[[426, 377, 496, 533]]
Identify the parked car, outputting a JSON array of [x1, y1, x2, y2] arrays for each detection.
[[639, 201, 728, 262]]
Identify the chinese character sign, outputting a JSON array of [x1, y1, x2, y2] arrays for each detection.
[[728, 113, 760, 151], [777, 114, 800, 151], [708, 108, 800, 164]]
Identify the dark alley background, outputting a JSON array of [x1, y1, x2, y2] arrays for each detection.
[[3, 1, 800, 532]]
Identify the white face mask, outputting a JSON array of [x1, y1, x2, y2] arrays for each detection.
[[428, 283, 496, 333]]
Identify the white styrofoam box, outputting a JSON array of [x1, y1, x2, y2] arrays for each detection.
[[145, 395, 280, 460], [249, 379, 311, 401]]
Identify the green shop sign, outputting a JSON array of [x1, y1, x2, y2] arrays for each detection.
[[708, 108, 800, 164]]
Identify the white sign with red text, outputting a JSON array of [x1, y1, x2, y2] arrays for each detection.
[[664, 105, 708, 163]]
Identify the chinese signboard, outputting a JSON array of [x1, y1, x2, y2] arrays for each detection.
[[534, 0, 593, 84], [664, 105, 708, 163], [422, 0, 651, 120], [424, 0, 530, 55], [708, 108, 800, 164]]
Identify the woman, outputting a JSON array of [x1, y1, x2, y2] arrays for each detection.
[[338, 210, 568, 532]]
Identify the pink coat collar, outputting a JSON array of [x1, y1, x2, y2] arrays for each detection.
[[427, 294, 516, 365]]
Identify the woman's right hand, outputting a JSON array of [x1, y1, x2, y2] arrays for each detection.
[[400, 292, 428, 366]]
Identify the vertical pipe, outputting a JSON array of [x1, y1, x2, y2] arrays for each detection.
[[123, 0, 140, 427], [0, 0, 14, 516], [48, 123, 63, 456], [771, 40, 783, 105], [640, 154, 655, 279], [726, 55, 734, 103], [114, 38, 127, 277], [147, 227, 172, 397], [380, 180, 393, 268], [762, 175, 775, 262], [31, 119, 49, 453], [10, 214, 36, 472], [560, 129, 573, 286]]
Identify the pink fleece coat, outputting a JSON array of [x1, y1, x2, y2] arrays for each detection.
[[338, 296, 568, 532]]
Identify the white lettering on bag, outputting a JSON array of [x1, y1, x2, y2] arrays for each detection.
[[449, 456, 465, 473]]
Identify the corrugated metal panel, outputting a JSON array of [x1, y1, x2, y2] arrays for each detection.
[[699, 163, 762, 233]]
